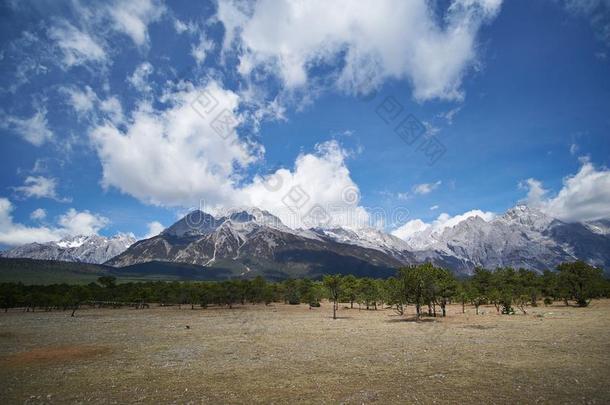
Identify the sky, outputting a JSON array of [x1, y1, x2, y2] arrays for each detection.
[[0, 0, 609, 247]]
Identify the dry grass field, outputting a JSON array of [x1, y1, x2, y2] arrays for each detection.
[[1, 300, 609, 404]]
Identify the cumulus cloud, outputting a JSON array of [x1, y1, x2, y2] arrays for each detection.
[[392, 218, 431, 240], [0, 199, 60, 246], [88, 78, 368, 228], [521, 160, 610, 222], [57, 208, 109, 236], [13, 176, 68, 201], [144, 221, 165, 238], [241, 140, 369, 228], [2, 107, 54, 146], [217, 0, 502, 101], [0, 198, 109, 246], [90, 80, 258, 208], [392, 209, 495, 240], [519, 178, 548, 208]]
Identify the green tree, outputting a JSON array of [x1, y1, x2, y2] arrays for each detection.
[[97, 276, 117, 289], [557, 261, 604, 307], [398, 263, 436, 319], [340, 275, 358, 309], [323, 275, 341, 319], [434, 267, 457, 317]]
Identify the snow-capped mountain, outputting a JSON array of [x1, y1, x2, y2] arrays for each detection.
[[1, 234, 136, 264], [404, 205, 610, 273], [310, 226, 411, 262], [107, 209, 406, 278], [5, 205, 608, 277]]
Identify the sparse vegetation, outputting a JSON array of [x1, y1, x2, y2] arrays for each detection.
[[0, 261, 608, 317]]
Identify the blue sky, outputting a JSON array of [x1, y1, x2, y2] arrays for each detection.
[[1, 0, 609, 247]]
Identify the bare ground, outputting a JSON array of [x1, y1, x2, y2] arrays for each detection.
[[0, 300, 609, 404]]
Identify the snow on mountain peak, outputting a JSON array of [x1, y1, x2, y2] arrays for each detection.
[[497, 204, 554, 230], [1, 233, 136, 264]]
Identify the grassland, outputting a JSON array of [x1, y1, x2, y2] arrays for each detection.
[[1, 300, 609, 404]]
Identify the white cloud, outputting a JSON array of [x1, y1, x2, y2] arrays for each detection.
[[519, 178, 548, 208], [128, 62, 154, 92], [0, 199, 108, 246], [90, 80, 257, 208], [2, 107, 54, 146], [14, 176, 67, 201], [57, 208, 109, 236], [241, 140, 369, 228], [174, 18, 188, 34], [430, 205, 439, 211], [62, 86, 97, 115], [107, 0, 166, 46], [173, 18, 198, 35], [433, 209, 495, 230], [144, 221, 165, 238], [569, 143, 579, 155], [48, 21, 107, 67], [44, 1, 163, 72], [191, 35, 214, 65], [521, 160, 610, 222], [413, 181, 442, 195], [217, 0, 502, 101], [391, 218, 430, 240], [0, 199, 60, 246], [392, 209, 495, 240], [100, 96, 125, 125], [60, 86, 124, 125], [438, 106, 462, 125], [89, 79, 368, 228], [30, 208, 46, 221]]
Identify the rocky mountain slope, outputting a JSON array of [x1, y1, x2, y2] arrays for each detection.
[[3, 205, 608, 277], [405, 206, 610, 273], [106, 208, 408, 279], [1, 234, 136, 264]]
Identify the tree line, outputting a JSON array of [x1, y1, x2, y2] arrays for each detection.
[[0, 261, 608, 317]]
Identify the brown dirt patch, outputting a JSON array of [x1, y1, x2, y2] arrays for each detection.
[[1, 345, 111, 366]]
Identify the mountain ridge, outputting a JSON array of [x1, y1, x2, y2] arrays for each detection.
[[3, 206, 609, 277], [1, 234, 136, 264]]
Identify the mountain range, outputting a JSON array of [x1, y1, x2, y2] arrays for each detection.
[[2, 205, 609, 278], [1, 234, 136, 265]]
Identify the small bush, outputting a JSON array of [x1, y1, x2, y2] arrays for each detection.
[[543, 297, 553, 306], [309, 302, 320, 307]]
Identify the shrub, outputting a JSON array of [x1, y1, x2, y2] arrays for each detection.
[[543, 297, 553, 306], [500, 297, 514, 315]]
